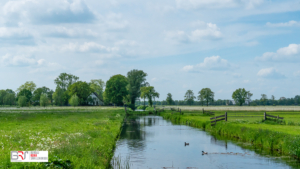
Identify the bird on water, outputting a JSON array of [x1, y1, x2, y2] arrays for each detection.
[[202, 151, 208, 155], [184, 142, 189, 146]]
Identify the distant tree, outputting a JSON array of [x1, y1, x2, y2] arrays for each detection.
[[18, 96, 27, 107], [295, 95, 300, 105], [232, 88, 249, 106], [0, 90, 6, 106], [184, 90, 196, 106], [199, 88, 214, 106], [105, 74, 128, 106], [17, 89, 32, 105], [40, 93, 49, 107], [4, 93, 16, 106], [32, 87, 51, 105], [90, 79, 105, 102], [69, 94, 79, 107], [261, 94, 268, 106], [271, 95, 276, 105], [166, 93, 173, 105], [246, 92, 253, 106], [17, 81, 36, 93], [68, 81, 93, 105], [140, 86, 159, 107], [54, 73, 79, 91], [127, 69, 148, 105], [198, 94, 204, 106]]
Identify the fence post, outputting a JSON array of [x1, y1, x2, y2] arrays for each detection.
[[277, 115, 279, 120], [264, 112, 266, 120], [180, 109, 181, 115], [225, 112, 227, 122], [202, 108, 204, 114]]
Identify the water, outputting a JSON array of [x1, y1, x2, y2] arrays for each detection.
[[111, 115, 300, 169]]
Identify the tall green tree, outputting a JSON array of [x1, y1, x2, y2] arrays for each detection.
[[232, 88, 249, 106], [17, 89, 32, 104], [271, 95, 276, 105], [69, 94, 79, 107], [184, 90, 196, 106], [246, 92, 253, 106], [166, 93, 173, 105], [198, 88, 214, 106], [32, 87, 51, 105], [68, 81, 93, 105], [104, 74, 128, 106], [0, 90, 7, 106], [90, 79, 105, 102], [127, 70, 148, 105], [140, 86, 159, 107], [40, 93, 49, 107], [17, 81, 36, 93], [18, 96, 27, 107], [4, 93, 16, 106], [261, 94, 268, 106], [54, 73, 79, 90], [53, 86, 67, 106]]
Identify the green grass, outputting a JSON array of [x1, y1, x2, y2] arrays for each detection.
[[0, 107, 125, 168], [159, 109, 300, 158]]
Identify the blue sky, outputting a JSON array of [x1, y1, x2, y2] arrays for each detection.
[[0, 0, 300, 100]]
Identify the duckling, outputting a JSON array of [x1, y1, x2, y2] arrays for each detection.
[[202, 151, 208, 155], [184, 142, 189, 146]]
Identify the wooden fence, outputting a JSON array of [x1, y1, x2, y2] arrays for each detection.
[[211, 112, 227, 126], [264, 112, 284, 120]]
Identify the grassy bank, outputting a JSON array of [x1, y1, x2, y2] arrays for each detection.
[[0, 107, 125, 168], [159, 110, 300, 158]]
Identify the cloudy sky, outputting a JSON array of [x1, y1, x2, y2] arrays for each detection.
[[0, 0, 300, 100]]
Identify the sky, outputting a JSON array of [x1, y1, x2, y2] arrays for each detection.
[[0, 0, 300, 100]]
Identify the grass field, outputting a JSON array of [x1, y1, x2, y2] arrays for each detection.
[[159, 109, 300, 158], [0, 107, 125, 168]]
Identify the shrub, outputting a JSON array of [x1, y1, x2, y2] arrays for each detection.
[[145, 107, 154, 111], [137, 105, 148, 110], [126, 104, 136, 111], [18, 96, 27, 107]]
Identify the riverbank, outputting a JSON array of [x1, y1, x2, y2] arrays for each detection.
[[159, 110, 300, 159], [0, 107, 125, 168]]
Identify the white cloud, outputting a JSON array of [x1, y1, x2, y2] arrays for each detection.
[[61, 42, 118, 53], [0, 27, 35, 45], [256, 44, 300, 62], [46, 27, 98, 38], [2, 0, 95, 25], [182, 56, 232, 72], [30, 59, 64, 73], [243, 80, 250, 83], [0, 54, 37, 66], [266, 20, 300, 27], [257, 68, 285, 79], [165, 22, 222, 43], [294, 71, 300, 77], [175, 0, 264, 9], [233, 73, 242, 78]]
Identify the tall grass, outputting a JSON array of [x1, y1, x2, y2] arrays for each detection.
[[0, 107, 125, 168]]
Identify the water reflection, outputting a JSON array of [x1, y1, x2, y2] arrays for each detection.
[[111, 115, 300, 169]]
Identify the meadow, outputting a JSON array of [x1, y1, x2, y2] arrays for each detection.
[[0, 107, 125, 168], [159, 109, 300, 158]]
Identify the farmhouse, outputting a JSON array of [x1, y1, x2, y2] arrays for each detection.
[[88, 92, 103, 106]]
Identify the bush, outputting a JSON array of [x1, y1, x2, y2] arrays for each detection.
[[18, 96, 27, 107], [127, 104, 136, 111], [145, 107, 154, 111], [137, 105, 148, 110]]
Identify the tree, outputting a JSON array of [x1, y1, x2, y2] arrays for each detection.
[[127, 70, 148, 105], [90, 79, 105, 101], [4, 93, 16, 106], [166, 93, 173, 105], [271, 95, 276, 105], [104, 74, 128, 106], [18, 96, 27, 107], [0, 90, 7, 106], [53, 86, 67, 106], [198, 88, 214, 106], [40, 93, 49, 107], [68, 81, 93, 105], [69, 94, 79, 107], [17, 89, 32, 104], [197, 94, 204, 106], [17, 81, 36, 93], [140, 86, 159, 107], [184, 90, 196, 106], [32, 87, 51, 105], [232, 88, 249, 106], [294, 95, 300, 105], [246, 92, 253, 106], [54, 73, 79, 91], [261, 94, 268, 106]]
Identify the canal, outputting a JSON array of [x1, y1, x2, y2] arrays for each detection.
[[111, 115, 299, 169]]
